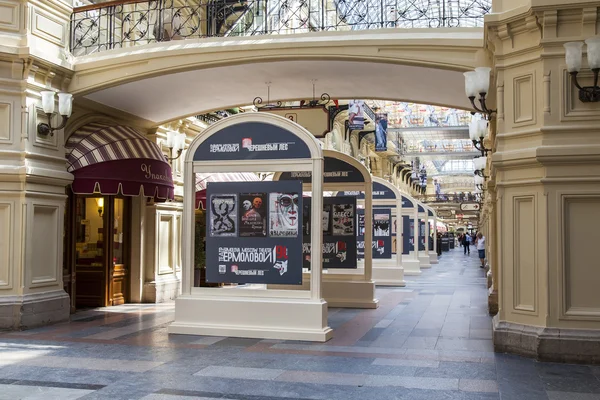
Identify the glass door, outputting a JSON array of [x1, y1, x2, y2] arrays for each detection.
[[71, 195, 130, 308]]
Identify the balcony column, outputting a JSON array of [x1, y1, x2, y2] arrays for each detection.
[[488, 3, 600, 362]]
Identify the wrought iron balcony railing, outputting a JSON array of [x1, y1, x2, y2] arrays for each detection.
[[70, 0, 491, 56], [418, 193, 479, 203]]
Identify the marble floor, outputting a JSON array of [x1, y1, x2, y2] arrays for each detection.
[[1, 249, 600, 400]]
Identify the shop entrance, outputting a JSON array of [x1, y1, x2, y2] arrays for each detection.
[[65, 193, 130, 309]]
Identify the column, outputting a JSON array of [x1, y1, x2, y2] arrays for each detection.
[[0, 0, 74, 329], [488, 2, 600, 362]]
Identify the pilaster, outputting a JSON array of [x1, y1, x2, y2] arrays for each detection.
[[488, 1, 600, 363], [0, 0, 73, 329]]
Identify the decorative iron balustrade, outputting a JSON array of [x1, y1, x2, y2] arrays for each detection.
[[70, 0, 491, 56], [418, 193, 479, 203]]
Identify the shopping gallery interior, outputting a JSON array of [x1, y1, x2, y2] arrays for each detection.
[[1, 0, 600, 399]]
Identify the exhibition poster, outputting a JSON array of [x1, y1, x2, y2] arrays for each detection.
[[239, 193, 267, 237], [205, 180, 303, 285], [357, 208, 393, 259], [302, 197, 358, 269]]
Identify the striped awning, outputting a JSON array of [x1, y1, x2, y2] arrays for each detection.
[[66, 123, 174, 200]]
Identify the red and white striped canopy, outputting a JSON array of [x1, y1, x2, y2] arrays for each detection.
[[66, 123, 174, 200]]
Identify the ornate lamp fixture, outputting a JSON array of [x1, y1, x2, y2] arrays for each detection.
[[463, 67, 496, 120], [474, 174, 485, 191], [469, 117, 490, 156], [473, 156, 487, 179], [165, 131, 186, 163], [37, 91, 73, 136], [564, 37, 600, 102]]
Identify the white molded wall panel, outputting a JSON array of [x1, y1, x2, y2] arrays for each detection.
[[31, 205, 59, 287]]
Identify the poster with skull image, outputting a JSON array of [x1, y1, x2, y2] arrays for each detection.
[[239, 193, 267, 237], [269, 192, 299, 237]]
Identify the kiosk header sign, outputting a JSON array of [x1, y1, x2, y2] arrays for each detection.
[[205, 180, 304, 285], [337, 182, 396, 200], [402, 196, 414, 208], [194, 122, 311, 161], [279, 156, 364, 183]]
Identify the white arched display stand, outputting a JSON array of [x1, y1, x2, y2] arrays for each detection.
[[272, 150, 378, 309], [168, 113, 332, 342], [400, 192, 421, 275], [426, 206, 439, 265], [417, 202, 432, 269], [343, 177, 405, 286]]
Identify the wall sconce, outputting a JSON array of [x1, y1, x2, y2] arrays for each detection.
[[96, 197, 104, 217], [474, 174, 485, 191], [37, 91, 73, 136], [473, 156, 487, 179], [469, 117, 490, 156], [564, 37, 600, 102], [165, 131, 186, 163], [464, 67, 496, 120]]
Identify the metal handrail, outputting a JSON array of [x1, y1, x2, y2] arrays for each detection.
[[70, 0, 491, 56]]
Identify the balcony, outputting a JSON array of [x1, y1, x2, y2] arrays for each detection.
[[70, 0, 492, 56]]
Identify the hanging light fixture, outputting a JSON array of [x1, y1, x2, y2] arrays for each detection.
[[37, 91, 73, 136], [564, 37, 600, 102], [464, 67, 496, 119], [469, 117, 490, 156]]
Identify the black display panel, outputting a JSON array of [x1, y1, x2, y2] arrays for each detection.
[[358, 208, 393, 259], [302, 197, 358, 269], [402, 216, 415, 255], [205, 180, 303, 285]]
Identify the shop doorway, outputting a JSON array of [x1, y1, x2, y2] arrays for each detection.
[[65, 193, 130, 309]]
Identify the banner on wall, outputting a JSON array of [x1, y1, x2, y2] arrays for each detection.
[[302, 197, 358, 269], [205, 180, 303, 285], [348, 100, 365, 130], [375, 113, 388, 152], [358, 208, 392, 259]]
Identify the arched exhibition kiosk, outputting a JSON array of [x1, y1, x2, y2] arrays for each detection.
[[400, 193, 421, 275], [169, 113, 333, 342], [336, 176, 405, 287], [427, 206, 439, 265], [417, 203, 432, 269], [272, 150, 378, 309]]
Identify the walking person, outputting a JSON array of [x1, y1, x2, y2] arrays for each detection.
[[475, 232, 486, 268], [462, 233, 470, 255]]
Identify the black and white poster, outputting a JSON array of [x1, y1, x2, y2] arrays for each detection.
[[269, 192, 300, 238], [209, 194, 237, 237], [374, 212, 390, 237], [239, 193, 267, 237], [205, 180, 303, 285], [358, 208, 392, 259], [302, 197, 357, 269], [332, 203, 355, 236]]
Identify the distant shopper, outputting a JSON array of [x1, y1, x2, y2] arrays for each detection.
[[475, 232, 486, 268], [462, 233, 470, 255]]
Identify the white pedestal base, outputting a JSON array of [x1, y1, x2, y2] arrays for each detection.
[[271, 272, 379, 309], [419, 255, 432, 269], [429, 253, 439, 264], [168, 294, 333, 342], [402, 255, 422, 276], [370, 259, 405, 286]]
